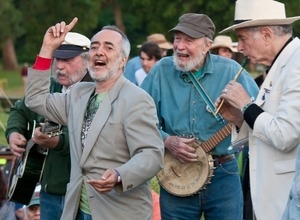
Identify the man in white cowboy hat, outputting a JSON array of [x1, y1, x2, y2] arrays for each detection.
[[210, 35, 237, 59], [216, 0, 300, 219], [124, 33, 172, 84]]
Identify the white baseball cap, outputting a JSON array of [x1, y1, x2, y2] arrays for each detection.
[[53, 32, 90, 59]]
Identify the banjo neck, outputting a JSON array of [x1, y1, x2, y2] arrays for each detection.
[[201, 123, 232, 153]]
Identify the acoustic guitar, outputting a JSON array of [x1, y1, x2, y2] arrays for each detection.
[[7, 121, 62, 205]]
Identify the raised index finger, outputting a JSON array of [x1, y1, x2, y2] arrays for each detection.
[[66, 17, 78, 32]]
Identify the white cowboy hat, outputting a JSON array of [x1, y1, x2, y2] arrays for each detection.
[[210, 35, 237, 53], [220, 0, 300, 33]]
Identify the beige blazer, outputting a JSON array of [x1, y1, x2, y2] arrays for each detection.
[[25, 69, 164, 220], [231, 38, 300, 220]]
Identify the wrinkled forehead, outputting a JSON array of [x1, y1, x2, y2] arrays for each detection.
[[235, 27, 255, 36], [91, 29, 122, 46]]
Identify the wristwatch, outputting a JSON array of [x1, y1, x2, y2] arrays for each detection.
[[114, 169, 122, 183], [241, 102, 253, 114]]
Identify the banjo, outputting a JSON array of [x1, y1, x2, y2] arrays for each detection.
[[156, 123, 232, 197]]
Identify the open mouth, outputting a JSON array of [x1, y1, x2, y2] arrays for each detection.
[[176, 52, 189, 58], [57, 73, 67, 79], [94, 60, 106, 68]]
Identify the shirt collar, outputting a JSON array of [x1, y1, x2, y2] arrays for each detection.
[[266, 37, 293, 74]]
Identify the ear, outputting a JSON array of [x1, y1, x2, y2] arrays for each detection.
[[260, 27, 272, 42], [203, 41, 213, 54], [120, 56, 127, 70]]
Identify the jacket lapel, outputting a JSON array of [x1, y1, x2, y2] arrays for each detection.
[[80, 75, 128, 165], [71, 86, 95, 160], [255, 70, 274, 106], [255, 38, 300, 106]]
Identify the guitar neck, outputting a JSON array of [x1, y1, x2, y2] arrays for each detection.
[[201, 123, 232, 153]]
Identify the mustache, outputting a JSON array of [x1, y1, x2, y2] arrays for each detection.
[[54, 70, 67, 76]]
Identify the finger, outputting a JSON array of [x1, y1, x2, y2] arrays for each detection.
[[60, 21, 66, 33], [223, 88, 228, 94], [13, 151, 22, 158], [87, 179, 103, 186], [214, 97, 220, 106], [177, 154, 197, 163], [86, 179, 95, 184], [180, 137, 195, 143], [11, 146, 25, 158], [66, 17, 78, 32], [97, 187, 113, 194], [52, 22, 63, 38], [228, 80, 236, 86], [51, 18, 78, 39], [18, 135, 27, 145], [184, 156, 198, 162]]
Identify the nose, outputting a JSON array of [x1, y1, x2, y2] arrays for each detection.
[[225, 52, 232, 58], [55, 59, 65, 69], [174, 40, 186, 51], [237, 42, 243, 52], [95, 45, 105, 56], [142, 61, 149, 70], [142, 59, 150, 66]]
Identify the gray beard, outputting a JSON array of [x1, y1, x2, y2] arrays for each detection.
[[87, 55, 123, 82], [173, 52, 204, 72]]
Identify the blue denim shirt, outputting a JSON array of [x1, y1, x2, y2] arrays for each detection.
[[124, 56, 141, 84], [141, 53, 259, 155], [282, 147, 300, 219]]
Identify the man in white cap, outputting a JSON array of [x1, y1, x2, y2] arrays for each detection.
[[6, 32, 92, 220], [124, 33, 173, 84], [216, 0, 300, 219], [142, 13, 258, 220]]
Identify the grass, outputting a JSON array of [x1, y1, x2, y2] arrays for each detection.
[[150, 176, 160, 193], [0, 70, 25, 97], [0, 108, 9, 145], [0, 69, 24, 146]]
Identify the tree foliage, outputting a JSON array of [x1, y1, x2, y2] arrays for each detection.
[[0, 0, 23, 42], [279, 0, 300, 36], [0, 0, 23, 69], [1, 0, 300, 68], [104, 0, 235, 57], [14, 0, 102, 63]]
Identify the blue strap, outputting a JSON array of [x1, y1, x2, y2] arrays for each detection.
[[187, 71, 224, 124]]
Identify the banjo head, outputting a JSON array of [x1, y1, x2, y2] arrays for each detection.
[[157, 141, 214, 197]]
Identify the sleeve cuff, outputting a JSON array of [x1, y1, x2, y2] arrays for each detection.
[[33, 55, 52, 70], [243, 104, 264, 129]]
